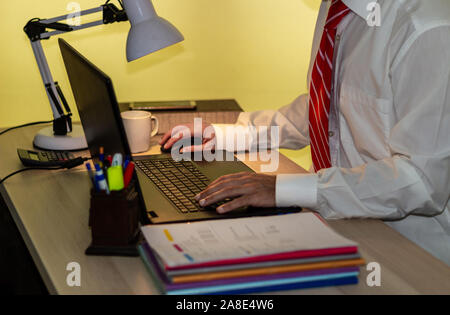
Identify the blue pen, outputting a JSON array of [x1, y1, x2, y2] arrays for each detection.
[[99, 146, 105, 163], [94, 163, 110, 194], [85, 162, 99, 191], [123, 158, 130, 170]]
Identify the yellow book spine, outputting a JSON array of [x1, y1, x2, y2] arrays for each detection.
[[172, 258, 366, 284]]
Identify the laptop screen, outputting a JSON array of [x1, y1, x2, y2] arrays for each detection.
[[59, 38, 131, 158]]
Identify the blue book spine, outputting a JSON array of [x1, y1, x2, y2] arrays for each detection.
[[210, 276, 359, 295], [167, 273, 359, 295]]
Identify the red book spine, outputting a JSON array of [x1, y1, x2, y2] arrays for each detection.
[[165, 246, 358, 271]]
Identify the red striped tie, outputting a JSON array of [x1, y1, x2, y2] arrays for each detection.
[[309, 0, 350, 172]]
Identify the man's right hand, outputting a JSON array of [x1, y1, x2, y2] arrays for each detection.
[[159, 121, 216, 153]]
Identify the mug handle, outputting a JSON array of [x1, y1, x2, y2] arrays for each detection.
[[150, 116, 159, 137]]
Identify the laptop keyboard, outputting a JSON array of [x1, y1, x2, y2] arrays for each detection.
[[136, 159, 226, 213]]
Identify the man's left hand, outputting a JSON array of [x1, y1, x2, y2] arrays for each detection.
[[195, 172, 276, 214]]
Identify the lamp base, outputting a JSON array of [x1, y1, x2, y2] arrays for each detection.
[[33, 125, 88, 151]]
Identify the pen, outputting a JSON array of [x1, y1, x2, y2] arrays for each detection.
[[107, 165, 124, 191], [124, 155, 131, 168], [105, 155, 113, 167], [99, 146, 105, 163], [112, 153, 123, 167], [85, 162, 98, 190], [123, 161, 135, 188], [123, 158, 130, 170], [94, 163, 110, 194]]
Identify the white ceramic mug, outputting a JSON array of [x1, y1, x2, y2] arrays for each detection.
[[121, 110, 159, 153]]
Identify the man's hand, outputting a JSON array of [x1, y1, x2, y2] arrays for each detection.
[[195, 172, 276, 214], [159, 121, 215, 153]]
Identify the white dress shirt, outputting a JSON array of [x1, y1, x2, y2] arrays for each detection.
[[213, 0, 450, 265]]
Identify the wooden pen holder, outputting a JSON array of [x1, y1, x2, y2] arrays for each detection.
[[85, 181, 142, 256]]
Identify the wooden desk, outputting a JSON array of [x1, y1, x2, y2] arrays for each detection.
[[1, 124, 449, 294]]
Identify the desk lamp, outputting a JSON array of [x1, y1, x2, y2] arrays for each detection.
[[24, 0, 184, 151]]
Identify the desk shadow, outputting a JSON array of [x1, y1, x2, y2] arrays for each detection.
[[0, 195, 48, 295]]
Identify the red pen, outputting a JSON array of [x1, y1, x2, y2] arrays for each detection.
[[105, 155, 113, 167], [123, 161, 135, 188]]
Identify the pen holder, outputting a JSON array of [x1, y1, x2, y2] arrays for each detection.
[[85, 181, 142, 257]]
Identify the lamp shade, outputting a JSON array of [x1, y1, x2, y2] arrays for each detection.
[[123, 0, 184, 62]]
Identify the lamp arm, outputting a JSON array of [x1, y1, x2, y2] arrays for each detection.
[[23, 2, 128, 136]]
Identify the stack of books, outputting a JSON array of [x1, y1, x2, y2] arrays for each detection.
[[139, 213, 365, 295]]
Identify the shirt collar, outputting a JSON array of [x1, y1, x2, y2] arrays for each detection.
[[341, 0, 379, 20]]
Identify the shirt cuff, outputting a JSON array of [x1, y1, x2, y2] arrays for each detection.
[[276, 174, 318, 209]]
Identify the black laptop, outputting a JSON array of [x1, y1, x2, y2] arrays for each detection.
[[59, 38, 300, 224]]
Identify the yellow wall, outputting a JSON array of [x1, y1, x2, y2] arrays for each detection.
[[0, 0, 319, 169]]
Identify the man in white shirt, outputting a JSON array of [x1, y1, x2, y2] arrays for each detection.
[[160, 0, 450, 265]]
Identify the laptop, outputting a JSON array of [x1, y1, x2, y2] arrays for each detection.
[[58, 38, 301, 224]]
